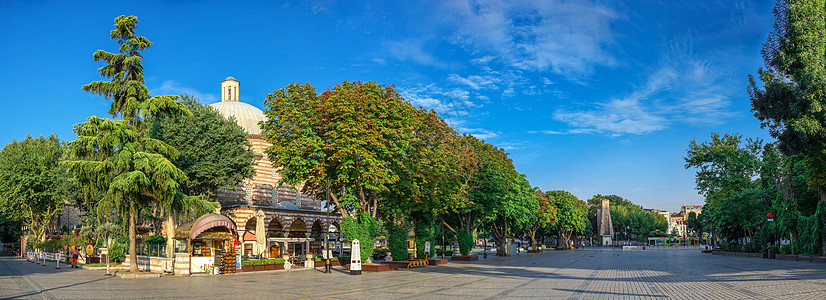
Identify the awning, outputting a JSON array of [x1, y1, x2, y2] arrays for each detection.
[[173, 213, 238, 240], [191, 213, 237, 240]]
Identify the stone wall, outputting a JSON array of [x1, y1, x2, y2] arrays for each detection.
[[123, 255, 174, 273]]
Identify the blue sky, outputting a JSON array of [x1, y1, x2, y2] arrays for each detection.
[[0, 0, 776, 213]]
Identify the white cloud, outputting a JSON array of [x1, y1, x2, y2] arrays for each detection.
[[440, 0, 619, 79], [470, 55, 496, 65], [447, 74, 500, 90], [383, 39, 445, 68], [550, 42, 735, 136], [542, 77, 553, 85], [152, 80, 217, 104], [459, 127, 498, 140]]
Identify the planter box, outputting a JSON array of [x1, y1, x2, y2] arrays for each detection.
[[811, 256, 826, 263], [451, 255, 478, 261], [264, 264, 276, 270], [274, 263, 284, 270], [346, 263, 394, 272], [381, 261, 410, 269], [428, 258, 448, 266], [527, 250, 543, 253], [776, 254, 796, 261], [797, 255, 811, 262]]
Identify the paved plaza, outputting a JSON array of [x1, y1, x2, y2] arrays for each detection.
[[3, 248, 826, 299]]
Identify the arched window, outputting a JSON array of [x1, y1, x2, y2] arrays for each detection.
[[227, 86, 231, 100]]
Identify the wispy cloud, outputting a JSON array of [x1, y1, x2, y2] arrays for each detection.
[[447, 73, 500, 90], [547, 40, 736, 136], [383, 39, 446, 68], [152, 80, 217, 104], [440, 0, 619, 80], [460, 127, 498, 140]]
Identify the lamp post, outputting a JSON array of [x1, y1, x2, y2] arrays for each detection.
[[324, 232, 331, 274]]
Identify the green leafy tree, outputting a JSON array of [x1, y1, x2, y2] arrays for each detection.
[[0, 135, 64, 250], [148, 95, 255, 198], [262, 81, 418, 262], [67, 15, 190, 273], [547, 190, 587, 249], [685, 133, 766, 245], [748, 0, 826, 255], [527, 190, 557, 250], [380, 108, 458, 258], [64, 117, 187, 272], [488, 174, 538, 256]]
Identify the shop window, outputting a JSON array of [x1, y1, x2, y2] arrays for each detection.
[[244, 243, 252, 257]]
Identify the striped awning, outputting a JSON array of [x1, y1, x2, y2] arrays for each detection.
[[190, 213, 237, 240]]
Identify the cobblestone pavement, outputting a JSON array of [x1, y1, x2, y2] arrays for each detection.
[[3, 249, 826, 299]]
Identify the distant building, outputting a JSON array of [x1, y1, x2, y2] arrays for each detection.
[[681, 205, 703, 217], [668, 214, 686, 237]]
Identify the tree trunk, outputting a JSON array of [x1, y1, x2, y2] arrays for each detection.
[[528, 228, 537, 250], [129, 204, 138, 273]]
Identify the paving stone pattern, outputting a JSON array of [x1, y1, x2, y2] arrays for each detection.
[[2, 249, 826, 299]]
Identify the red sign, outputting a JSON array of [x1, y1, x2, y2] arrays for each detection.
[[768, 213, 773, 219]]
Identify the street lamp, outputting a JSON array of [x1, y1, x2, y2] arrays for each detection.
[[324, 232, 331, 274]]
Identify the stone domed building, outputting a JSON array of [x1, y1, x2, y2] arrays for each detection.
[[210, 77, 339, 260]]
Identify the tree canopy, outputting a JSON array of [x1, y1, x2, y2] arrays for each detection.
[[0, 135, 64, 243]]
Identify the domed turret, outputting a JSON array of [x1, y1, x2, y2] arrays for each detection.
[[210, 76, 266, 135]]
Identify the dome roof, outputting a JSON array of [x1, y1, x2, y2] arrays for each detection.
[[222, 76, 238, 82], [274, 201, 299, 210], [210, 101, 267, 135]]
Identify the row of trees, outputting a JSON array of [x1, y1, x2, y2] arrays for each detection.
[[686, 0, 826, 256]]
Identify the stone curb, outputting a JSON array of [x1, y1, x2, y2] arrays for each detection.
[[115, 272, 162, 279]]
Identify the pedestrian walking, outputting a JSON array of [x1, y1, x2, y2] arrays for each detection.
[[72, 248, 79, 268]]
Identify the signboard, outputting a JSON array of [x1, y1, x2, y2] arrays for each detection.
[[768, 212, 774, 222], [191, 256, 214, 273], [234, 241, 242, 272], [350, 239, 362, 275], [425, 241, 431, 258], [85, 245, 94, 256], [100, 248, 108, 256]]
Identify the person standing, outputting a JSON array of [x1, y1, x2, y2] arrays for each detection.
[[71, 248, 79, 268]]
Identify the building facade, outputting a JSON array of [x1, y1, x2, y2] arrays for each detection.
[[210, 77, 340, 260]]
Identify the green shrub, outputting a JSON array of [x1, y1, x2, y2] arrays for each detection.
[[108, 242, 124, 261], [769, 245, 779, 254], [61, 235, 85, 249], [780, 244, 791, 254], [241, 258, 285, 266], [341, 215, 378, 261], [387, 223, 409, 261], [457, 228, 473, 256], [144, 235, 166, 244], [414, 218, 436, 259]]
